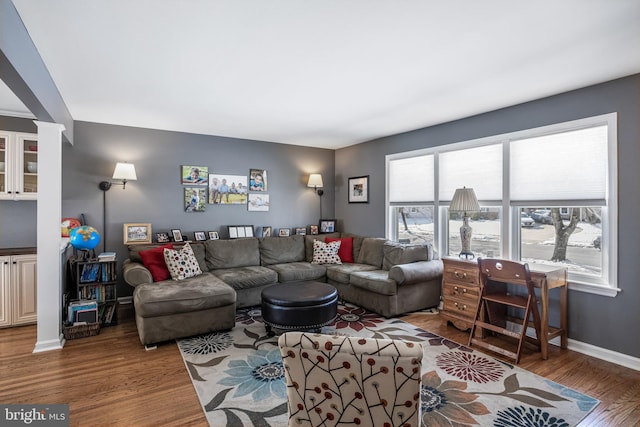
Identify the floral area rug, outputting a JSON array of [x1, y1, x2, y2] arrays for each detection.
[[177, 304, 598, 426]]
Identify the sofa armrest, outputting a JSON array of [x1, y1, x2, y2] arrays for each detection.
[[388, 259, 443, 286], [123, 259, 153, 288]]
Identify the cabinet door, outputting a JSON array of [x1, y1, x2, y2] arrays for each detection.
[[12, 255, 37, 325], [15, 133, 38, 200], [0, 133, 9, 199], [0, 257, 10, 327]]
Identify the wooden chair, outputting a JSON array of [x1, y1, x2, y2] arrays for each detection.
[[468, 258, 542, 364]]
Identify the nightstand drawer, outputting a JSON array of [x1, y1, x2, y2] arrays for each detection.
[[442, 298, 476, 320], [443, 282, 479, 302], [443, 265, 478, 286]]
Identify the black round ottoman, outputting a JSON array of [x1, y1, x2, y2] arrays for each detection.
[[261, 281, 338, 335]]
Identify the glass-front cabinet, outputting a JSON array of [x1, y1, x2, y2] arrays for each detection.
[[0, 131, 37, 201]]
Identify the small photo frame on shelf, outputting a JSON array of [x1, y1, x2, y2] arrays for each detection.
[[348, 175, 369, 203], [208, 231, 220, 240], [156, 232, 171, 243], [181, 165, 208, 185], [319, 219, 336, 234], [228, 225, 254, 239], [171, 229, 183, 242], [295, 227, 307, 236], [309, 225, 319, 235], [123, 223, 152, 244], [279, 228, 290, 237], [194, 231, 207, 241], [262, 226, 272, 237]]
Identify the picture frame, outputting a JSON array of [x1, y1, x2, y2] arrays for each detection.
[[155, 232, 171, 243], [348, 175, 369, 203], [261, 226, 272, 237], [194, 231, 207, 241], [228, 225, 254, 239], [278, 228, 290, 237], [181, 165, 208, 185], [208, 231, 220, 240], [209, 174, 248, 204], [123, 223, 152, 244], [248, 193, 270, 211], [184, 187, 206, 212], [295, 227, 307, 236], [249, 168, 267, 192], [309, 225, 319, 235], [171, 229, 183, 242], [319, 219, 336, 234]]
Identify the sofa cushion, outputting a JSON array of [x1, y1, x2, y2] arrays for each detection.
[[211, 266, 278, 291], [139, 244, 174, 282], [266, 262, 326, 283], [325, 263, 379, 284], [128, 242, 208, 272], [382, 242, 432, 270], [164, 242, 202, 281], [259, 235, 305, 265], [349, 270, 398, 296], [133, 272, 235, 317], [205, 238, 260, 269], [326, 237, 354, 263], [356, 237, 386, 268], [312, 240, 342, 265], [304, 233, 340, 262]]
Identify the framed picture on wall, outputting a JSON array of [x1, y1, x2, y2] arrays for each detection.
[[208, 174, 248, 204], [249, 168, 267, 192], [185, 187, 206, 212], [319, 219, 336, 234], [348, 175, 369, 203], [248, 193, 269, 211], [123, 223, 152, 244], [181, 165, 208, 185]]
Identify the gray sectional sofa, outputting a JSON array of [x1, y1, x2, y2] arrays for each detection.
[[123, 233, 443, 346]]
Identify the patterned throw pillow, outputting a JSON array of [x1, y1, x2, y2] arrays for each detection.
[[312, 239, 342, 265], [163, 242, 202, 281]]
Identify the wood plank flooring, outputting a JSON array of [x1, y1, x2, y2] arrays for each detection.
[[0, 312, 638, 426]]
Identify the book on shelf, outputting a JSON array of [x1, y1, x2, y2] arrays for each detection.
[[67, 300, 98, 324], [79, 263, 100, 283], [98, 252, 116, 261]]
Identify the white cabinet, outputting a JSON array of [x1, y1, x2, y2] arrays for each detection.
[[0, 254, 37, 327], [0, 131, 38, 201]]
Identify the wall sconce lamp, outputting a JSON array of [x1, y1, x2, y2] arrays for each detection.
[[307, 173, 324, 218], [98, 162, 137, 252], [450, 186, 481, 260]]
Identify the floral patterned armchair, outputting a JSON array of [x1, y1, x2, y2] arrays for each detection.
[[278, 332, 423, 427]]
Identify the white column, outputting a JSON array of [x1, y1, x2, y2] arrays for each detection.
[[33, 121, 66, 353]]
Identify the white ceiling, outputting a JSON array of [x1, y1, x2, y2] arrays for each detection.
[[6, 0, 640, 149]]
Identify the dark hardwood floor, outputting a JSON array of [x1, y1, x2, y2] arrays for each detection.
[[0, 311, 638, 426]]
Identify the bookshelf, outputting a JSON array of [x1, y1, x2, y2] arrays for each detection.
[[68, 254, 118, 327]]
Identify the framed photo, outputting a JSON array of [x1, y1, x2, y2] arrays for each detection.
[[249, 168, 267, 191], [123, 223, 152, 244], [208, 231, 219, 240], [208, 174, 248, 204], [156, 232, 170, 243], [261, 226, 272, 237], [181, 165, 208, 185], [348, 175, 369, 203], [309, 225, 319, 235], [295, 227, 307, 236], [228, 225, 254, 239], [279, 228, 290, 237], [171, 229, 183, 242], [185, 187, 206, 212], [319, 219, 336, 234], [194, 231, 207, 241], [248, 193, 270, 211]]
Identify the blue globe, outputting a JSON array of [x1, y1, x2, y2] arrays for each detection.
[[69, 226, 101, 250]]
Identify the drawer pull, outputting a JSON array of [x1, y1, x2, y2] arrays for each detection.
[[454, 271, 467, 279], [452, 286, 468, 295], [453, 302, 467, 311]]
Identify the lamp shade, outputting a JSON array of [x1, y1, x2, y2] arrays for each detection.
[[450, 187, 480, 212], [307, 173, 323, 188], [112, 162, 137, 181]]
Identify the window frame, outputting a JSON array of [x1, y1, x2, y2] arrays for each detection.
[[385, 113, 618, 297]]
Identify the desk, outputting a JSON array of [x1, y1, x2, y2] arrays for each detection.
[[441, 257, 568, 360]]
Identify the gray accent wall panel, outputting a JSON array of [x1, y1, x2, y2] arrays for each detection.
[[335, 75, 640, 359]]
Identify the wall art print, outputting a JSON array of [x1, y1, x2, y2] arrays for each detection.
[[248, 193, 269, 211], [249, 169, 267, 192], [185, 187, 206, 212], [209, 174, 248, 204], [181, 165, 208, 185]]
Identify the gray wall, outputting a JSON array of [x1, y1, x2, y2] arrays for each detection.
[[336, 74, 640, 359], [63, 121, 335, 297]]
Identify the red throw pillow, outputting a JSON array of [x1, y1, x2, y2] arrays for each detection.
[[325, 237, 354, 263], [139, 244, 174, 282]]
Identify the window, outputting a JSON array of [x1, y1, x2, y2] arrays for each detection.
[[386, 113, 617, 296]]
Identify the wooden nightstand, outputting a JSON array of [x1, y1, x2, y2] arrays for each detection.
[[440, 257, 480, 331]]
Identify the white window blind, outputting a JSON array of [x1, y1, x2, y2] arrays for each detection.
[[510, 125, 608, 203], [389, 154, 434, 203], [439, 144, 502, 201]]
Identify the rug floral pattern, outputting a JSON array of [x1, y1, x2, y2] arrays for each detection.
[[177, 304, 598, 426]]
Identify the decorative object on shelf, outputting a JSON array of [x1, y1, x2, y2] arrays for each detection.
[[61, 217, 82, 237], [123, 223, 152, 245], [307, 173, 324, 218], [0, 161, 4, 172], [249, 168, 267, 191], [248, 193, 269, 211], [228, 225, 254, 239], [25, 161, 37, 173], [348, 175, 369, 203], [99, 162, 138, 252], [208, 231, 219, 240], [181, 165, 208, 185], [184, 187, 206, 212], [319, 219, 336, 233], [208, 173, 248, 204], [156, 232, 171, 243], [171, 229, 184, 242], [449, 187, 481, 259], [70, 225, 101, 251], [279, 228, 290, 237], [261, 226, 272, 237], [194, 231, 206, 241]]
